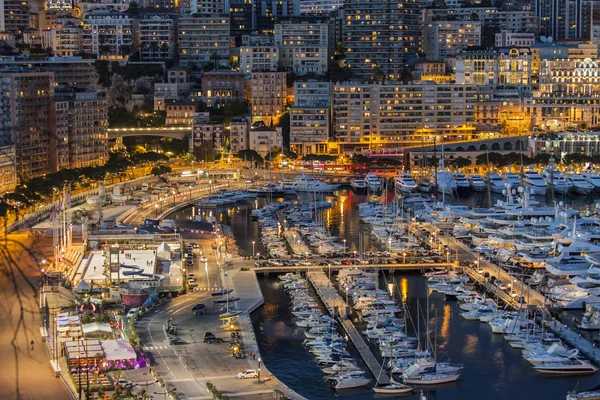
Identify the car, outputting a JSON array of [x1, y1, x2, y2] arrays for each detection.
[[187, 278, 197, 285], [494, 280, 508, 290], [169, 337, 184, 345], [192, 303, 206, 312], [126, 308, 139, 318], [341, 259, 352, 265], [237, 370, 258, 379], [476, 268, 485, 274], [205, 336, 224, 344], [188, 273, 196, 281], [200, 256, 208, 263]]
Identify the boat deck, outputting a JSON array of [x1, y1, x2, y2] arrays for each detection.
[[544, 320, 600, 366], [306, 270, 391, 385]]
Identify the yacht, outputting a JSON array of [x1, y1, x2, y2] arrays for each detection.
[[582, 172, 600, 192], [567, 386, 600, 400], [331, 374, 371, 389], [432, 170, 457, 194], [503, 173, 522, 188], [484, 173, 506, 194], [453, 173, 471, 192], [395, 172, 418, 194], [565, 174, 594, 195], [542, 166, 572, 194], [523, 170, 548, 195], [468, 174, 486, 191], [417, 181, 433, 193], [365, 173, 383, 192], [534, 359, 597, 375], [289, 175, 340, 193], [350, 179, 368, 192]]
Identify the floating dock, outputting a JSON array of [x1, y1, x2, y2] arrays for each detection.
[[306, 270, 390, 385]]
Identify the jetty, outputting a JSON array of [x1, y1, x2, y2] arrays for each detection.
[[306, 270, 391, 385]]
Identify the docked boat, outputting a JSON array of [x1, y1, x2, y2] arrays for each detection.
[[403, 372, 460, 385], [366, 173, 383, 192], [467, 174, 486, 191], [212, 289, 234, 297], [453, 173, 471, 192], [417, 181, 433, 193], [534, 359, 597, 375], [503, 173, 522, 188], [523, 170, 548, 195], [350, 179, 368, 192], [566, 174, 594, 195], [331, 374, 371, 389], [219, 310, 242, 320], [289, 175, 340, 192], [432, 170, 457, 194], [372, 383, 413, 394], [484, 173, 506, 194], [582, 172, 600, 192], [567, 385, 600, 400], [395, 172, 418, 194], [542, 165, 572, 194]]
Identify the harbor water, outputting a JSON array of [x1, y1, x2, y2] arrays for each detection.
[[170, 189, 600, 399]]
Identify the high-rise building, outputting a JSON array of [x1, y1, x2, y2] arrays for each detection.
[[0, 69, 54, 180], [138, 14, 177, 60], [51, 87, 108, 170], [333, 82, 477, 152], [229, 0, 252, 45], [253, 0, 300, 32], [299, 0, 344, 15], [0, 145, 16, 194], [534, 0, 589, 40], [0, 57, 98, 87], [239, 46, 279, 73], [423, 21, 481, 61], [178, 14, 230, 69], [42, 22, 83, 57], [275, 20, 329, 74], [83, 12, 134, 58], [229, 117, 249, 153], [250, 71, 287, 125], [290, 81, 331, 155], [343, 0, 421, 79], [2, 0, 30, 33]]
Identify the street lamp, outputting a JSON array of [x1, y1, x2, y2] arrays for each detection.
[[343, 239, 346, 253], [205, 262, 209, 288], [155, 204, 159, 218], [252, 241, 255, 258], [258, 357, 261, 383], [403, 252, 406, 264]]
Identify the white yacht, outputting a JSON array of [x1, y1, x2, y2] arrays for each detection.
[[394, 172, 418, 194], [523, 170, 548, 195], [467, 174, 486, 191], [503, 173, 522, 188], [484, 173, 506, 194], [331, 374, 371, 389], [582, 171, 600, 192], [365, 173, 383, 192], [432, 170, 457, 194], [453, 173, 471, 191], [542, 165, 572, 194], [566, 174, 594, 195], [289, 175, 339, 193], [350, 179, 368, 191], [534, 359, 597, 375]]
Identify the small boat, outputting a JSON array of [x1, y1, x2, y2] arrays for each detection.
[[373, 382, 413, 394], [219, 310, 243, 320], [567, 385, 600, 400], [351, 179, 368, 191], [534, 359, 598, 375], [403, 372, 459, 385], [467, 174, 486, 191], [331, 374, 371, 389], [211, 289, 234, 297], [417, 181, 433, 193], [213, 296, 240, 304]]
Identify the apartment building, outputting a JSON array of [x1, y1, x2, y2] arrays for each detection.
[[0, 57, 98, 87], [239, 46, 279, 74], [290, 81, 331, 155], [178, 14, 230, 69], [138, 14, 176, 60], [0, 145, 16, 194], [83, 13, 134, 58], [423, 21, 481, 61], [3, 0, 30, 33], [344, 0, 421, 78], [495, 30, 536, 47], [51, 87, 108, 170], [190, 118, 225, 150], [454, 48, 532, 90], [0, 69, 54, 180], [201, 70, 246, 107], [333, 82, 477, 152], [249, 125, 282, 154], [275, 21, 329, 74], [42, 22, 83, 57], [165, 101, 197, 125], [299, 0, 343, 15], [229, 117, 249, 153], [250, 72, 287, 125]]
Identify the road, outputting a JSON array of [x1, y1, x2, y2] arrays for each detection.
[[0, 233, 70, 400]]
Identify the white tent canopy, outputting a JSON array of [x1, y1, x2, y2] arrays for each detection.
[[74, 280, 91, 294], [102, 339, 136, 361], [156, 242, 171, 260], [82, 322, 112, 334]]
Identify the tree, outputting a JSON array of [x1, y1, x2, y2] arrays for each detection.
[[192, 141, 219, 162], [399, 69, 414, 84], [533, 153, 552, 165], [350, 154, 370, 164], [449, 156, 471, 170], [426, 156, 440, 167], [475, 152, 505, 167], [563, 153, 590, 169], [237, 149, 263, 164], [151, 165, 172, 175]]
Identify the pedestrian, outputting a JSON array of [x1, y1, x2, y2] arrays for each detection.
[[252, 353, 255, 360], [30, 340, 34, 350]]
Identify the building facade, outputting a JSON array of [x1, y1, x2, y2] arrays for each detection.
[[250, 72, 287, 125], [249, 125, 282, 154], [333, 82, 477, 152], [495, 30, 536, 47], [201, 70, 246, 106], [239, 46, 279, 73], [229, 117, 249, 153], [138, 14, 176, 61], [423, 21, 481, 61], [343, 0, 421, 79], [83, 13, 134, 58], [43, 22, 83, 57], [190, 119, 225, 150], [454, 48, 532, 90], [275, 20, 329, 74], [290, 81, 331, 155], [165, 101, 197, 125], [0, 145, 16, 194], [178, 14, 230, 69]]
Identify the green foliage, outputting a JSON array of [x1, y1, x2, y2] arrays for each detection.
[[475, 152, 505, 166], [193, 141, 220, 162], [108, 107, 138, 128], [374, 157, 403, 167], [533, 153, 552, 165], [236, 149, 263, 164], [563, 152, 590, 167], [449, 156, 471, 169], [95, 61, 163, 88], [131, 151, 168, 165], [350, 154, 370, 164], [399, 69, 414, 84], [151, 165, 172, 176], [326, 61, 354, 82], [81, 313, 93, 324], [160, 137, 189, 156]]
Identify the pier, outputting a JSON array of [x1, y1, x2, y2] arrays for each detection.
[[544, 320, 600, 366], [254, 263, 452, 274], [306, 270, 391, 385]]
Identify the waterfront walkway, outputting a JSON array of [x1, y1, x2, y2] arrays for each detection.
[[544, 320, 600, 365], [306, 270, 390, 385]]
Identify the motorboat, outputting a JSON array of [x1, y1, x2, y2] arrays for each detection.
[[350, 179, 368, 191], [453, 173, 471, 192], [372, 383, 413, 394], [289, 175, 340, 192], [331, 374, 370, 389], [395, 172, 418, 194], [522, 170, 548, 195], [219, 310, 242, 320], [524, 343, 579, 365], [417, 181, 433, 193], [503, 173, 522, 188], [432, 170, 457, 194], [467, 174, 486, 191], [565, 174, 594, 195], [567, 385, 600, 400], [403, 372, 460, 385], [581, 172, 600, 192], [542, 165, 572, 194], [534, 359, 597, 375], [366, 173, 383, 192], [484, 173, 506, 194], [212, 289, 234, 297]]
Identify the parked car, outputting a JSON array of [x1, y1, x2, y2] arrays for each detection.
[[126, 308, 139, 318], [192, 303, 206, 312], [200, 256, 208, 263], [237, 370, 258, 379], [187, 273, 196, 281]]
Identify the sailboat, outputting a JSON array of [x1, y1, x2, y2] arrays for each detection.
[[218, 289, 242, 320]]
